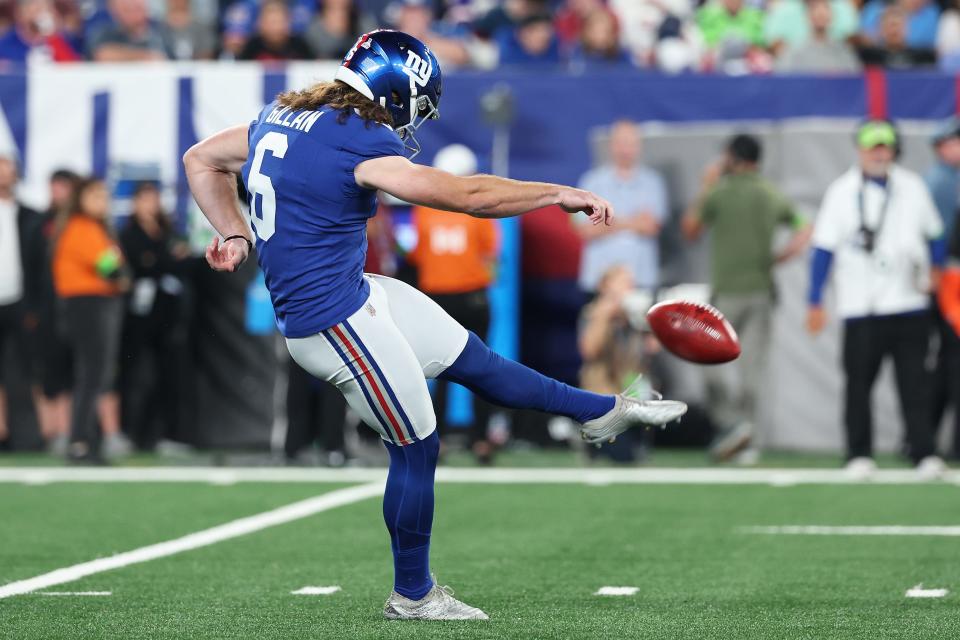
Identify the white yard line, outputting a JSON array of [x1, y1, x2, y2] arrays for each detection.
[[905, 585, 949, 598], [595, 586, 639, 596], [742, 525, 960, 536], [0, 482, 384, 600], [291, 586, 341, 595], [0, 466, 956, 485], [39, 591, 112, 597]]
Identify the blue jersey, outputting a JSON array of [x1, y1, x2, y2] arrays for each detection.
[[240, 101, 404, 338]]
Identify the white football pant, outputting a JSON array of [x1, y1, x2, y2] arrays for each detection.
[[285, 274, 468, 445]]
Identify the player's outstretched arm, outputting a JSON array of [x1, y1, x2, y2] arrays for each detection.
[[355, 155, 614, 225], [183, 125, 253, 272]]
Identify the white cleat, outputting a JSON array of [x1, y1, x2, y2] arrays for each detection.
[[579, 380, 687, 446], [383, 581, 489, 621]]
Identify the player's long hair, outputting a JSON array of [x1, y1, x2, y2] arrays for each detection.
[[277, 80, 394, 128]]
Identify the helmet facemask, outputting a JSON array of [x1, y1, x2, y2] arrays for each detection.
[[396, 93, 439, 159]]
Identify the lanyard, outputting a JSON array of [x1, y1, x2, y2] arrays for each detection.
[[857, 176, 892, 252]]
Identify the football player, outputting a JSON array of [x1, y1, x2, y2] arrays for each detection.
[[184, 29, 687, 620]]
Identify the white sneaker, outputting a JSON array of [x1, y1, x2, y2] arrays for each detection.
[[383, 580, 489, 620], [916, 455, 947, 481], [47, 434, 69, 457], [710, 422, 753, 462], [102, 432, 134, 460], [579, 380, 687, 445], [733, 447, 760, 467], [844, 456, 877, 481]]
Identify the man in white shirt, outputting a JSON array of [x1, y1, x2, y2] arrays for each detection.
[[0, 155, 44, 449], [806, 121, 946, 478]]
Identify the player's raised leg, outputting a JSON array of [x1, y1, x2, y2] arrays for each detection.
[[371, 274, 687, 444]]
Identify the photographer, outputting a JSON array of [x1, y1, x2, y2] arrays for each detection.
[[578, 265, 660, 463], [807, 120, 945, 478]]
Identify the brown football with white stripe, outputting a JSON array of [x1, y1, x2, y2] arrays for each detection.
[[646, 300, 740, 365]]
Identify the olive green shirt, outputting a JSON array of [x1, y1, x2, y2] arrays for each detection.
[[698, 172, 801, 295]]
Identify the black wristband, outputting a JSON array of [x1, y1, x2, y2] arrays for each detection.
[[224, 235, 253, 253]]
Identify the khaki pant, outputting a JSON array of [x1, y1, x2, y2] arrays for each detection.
[[704, 292, 773, 438]]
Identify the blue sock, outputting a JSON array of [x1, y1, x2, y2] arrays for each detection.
[[440, 332, 615, 423], [383, 431, 439, 601]]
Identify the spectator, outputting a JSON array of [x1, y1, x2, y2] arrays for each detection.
[[408, 144, 498, 463], [219, 1, 255, 59], [570, 7, 633, 68], [696, 0, 765, 51], [87, 0, 171, 62], [392, 0, 470, 67], [239, 0, 314, 61], [857, 5, 937, 68], [222, 0, 317, 42], [576, 120, 668, 293], [36, 168, 79, 456], [609, 0, 700, 68], [925, 118, 960, 241], [496, 11, 562, 66], [0, 155, 44, 450], [161, 0, 216, 60], [52, 178, 130, 463], [554, 0, 605, 50], [776, 0, 861, 73], [517, 203, 586, 445], [682, 134, 810, 463], [54, 0, 85, 56], [0, 0, 81, 63], [936, 205, 960, 461], [118, 182, 189, 451], [653, 11, 707, 73], [473, 0, 548, 39], [0, 0, 13, 34], [937, 0, 960, 70], [861, 0, 940, 49], [925, 118, 960, 459], [305, 0, 375, 60], [807, 120, 945, 479], [578, 265, 660, 463], [520, 204, 585, 390], [765, 0, 859, 55]]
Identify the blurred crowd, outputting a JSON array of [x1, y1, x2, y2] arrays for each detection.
[[2, 0, 960, 72]]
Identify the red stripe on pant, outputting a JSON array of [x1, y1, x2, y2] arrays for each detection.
[[331, 324, 410, 445]]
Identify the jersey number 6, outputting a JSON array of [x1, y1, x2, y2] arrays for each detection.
[[248, 131, 288, 242]]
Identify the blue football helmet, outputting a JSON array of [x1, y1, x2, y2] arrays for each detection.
[[335, 29, 442, 159]]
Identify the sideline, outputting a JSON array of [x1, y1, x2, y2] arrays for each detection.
[[0, 466, 957, 485]]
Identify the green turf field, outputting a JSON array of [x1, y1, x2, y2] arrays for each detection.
[[2, 474, 959, 640]]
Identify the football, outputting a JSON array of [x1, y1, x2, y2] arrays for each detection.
[[646, 300, 741, 364]]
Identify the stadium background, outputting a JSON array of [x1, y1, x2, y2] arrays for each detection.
[[2, 64, 955, 454], [0, 0, 958, 459]]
